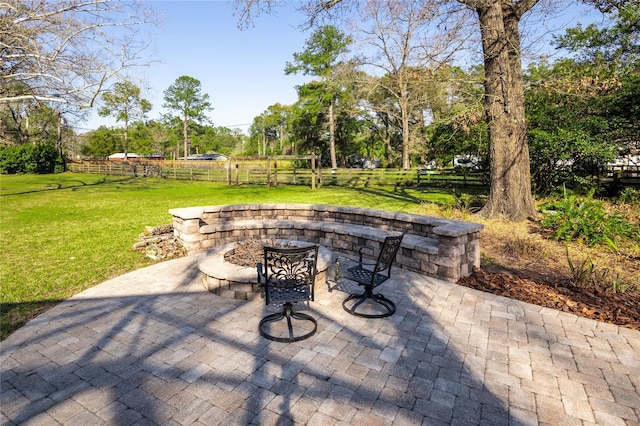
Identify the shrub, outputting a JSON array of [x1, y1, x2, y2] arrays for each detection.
[[618, 187, 640, 205], [0, 143, 59, 174], [528, 128, 615, 195], [541, 188, 640, 249]]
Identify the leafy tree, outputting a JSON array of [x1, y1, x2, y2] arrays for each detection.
[[558, 0, 639, 71], [80, 127, 122, 158], [355, 73, 409, 167], [0, 143, 58, 174], [354, 0, 466, 169], [211, 127, 244, 155], [98, 81, 152, 158], [249, 115, 268, 156], [427, 114, 488, 169], [128, 122, 157, 155], [289, 86, 327, 158], [145, 119, 174, 155], [265, 104, 293, 155], [556, 0, 640, 146], [186, 124, 241, 156], [250, 104, 294, 155], [524, 61, 618, 194], [285, 25, 351, 170], [163, 76, 213, 159], [523, 1, 639, 194]]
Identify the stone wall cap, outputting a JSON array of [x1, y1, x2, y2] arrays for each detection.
[[169, 207, 205, 219], [202, 205, 223, 213], [284, 204, 314, 210], [402, 234, 439, 254], [393, 212, 414, 222], [433, 222, 484, 237]]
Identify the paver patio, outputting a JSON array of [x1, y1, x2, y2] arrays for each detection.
[[1, 255, 639, 425]]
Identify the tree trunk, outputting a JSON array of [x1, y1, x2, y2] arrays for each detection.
[[183, 116, 189, 159], [328, 98, 338, 170], [474, 0, 537, 221], [401, 104, 411, 169], [57, 112, 67, 172], [124, 119, 129, 160]]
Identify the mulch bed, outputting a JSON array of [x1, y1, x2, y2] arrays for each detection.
[[458, 268, 640, 331]]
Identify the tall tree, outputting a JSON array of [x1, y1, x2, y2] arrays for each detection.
[[98, 81, 151, 159], [163, 76, 212, 159], [0, 0, 156, 106], [260, 103, 293, 154], [285, 25, 351, 170], [452, 0, 538, 220], [566, 0, 639, 69], [354, 0, 467, 169]]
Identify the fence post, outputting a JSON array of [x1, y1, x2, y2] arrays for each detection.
[[274, 158, 278, 187], [311, 156, 316, 190], [267, 157, 271, 187]]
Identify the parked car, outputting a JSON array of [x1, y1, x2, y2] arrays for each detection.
[[453, 155, 480, 169], [186, 153, 228, 161]]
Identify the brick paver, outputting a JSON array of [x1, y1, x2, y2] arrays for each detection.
[[1, 255, 639, 425]]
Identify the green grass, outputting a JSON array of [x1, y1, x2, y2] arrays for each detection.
[[0, 173, 475, 339]]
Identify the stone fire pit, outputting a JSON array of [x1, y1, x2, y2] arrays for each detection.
[[198, 240, 332, 300]]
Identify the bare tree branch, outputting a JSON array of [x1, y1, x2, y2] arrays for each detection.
[[0, 0, 158, 108]]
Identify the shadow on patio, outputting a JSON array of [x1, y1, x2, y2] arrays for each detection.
[[2, 255, 638, 424]]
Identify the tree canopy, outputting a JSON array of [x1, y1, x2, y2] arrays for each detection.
[[286, 25, 352, 169], [98, 81, 151, 158], [163, 76, 213, 159]]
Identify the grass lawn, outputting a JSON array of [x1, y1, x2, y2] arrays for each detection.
[[0, 173, 469, 339]]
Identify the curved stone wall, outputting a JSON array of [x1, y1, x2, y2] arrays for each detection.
[[169, 204, 483, 283]]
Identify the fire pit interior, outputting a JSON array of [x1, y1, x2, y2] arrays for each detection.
[[224, 239, 298, 268], [198, 239, 332, 300]]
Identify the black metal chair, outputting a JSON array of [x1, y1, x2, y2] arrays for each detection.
[[257, 244, 319, 342], [341, 231, 406, 318]]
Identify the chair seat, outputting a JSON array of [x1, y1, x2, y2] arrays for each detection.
[[346, 265, 389, 288], [265, 285, 311, 304], [341, 230, 405, 318]]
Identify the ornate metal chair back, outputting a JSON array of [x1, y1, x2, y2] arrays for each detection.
[[371, 232, 405, 282], [262, 245, 318, 305]]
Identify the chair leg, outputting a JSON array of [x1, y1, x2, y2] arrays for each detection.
[[259, 302, 317, 342], [342, 286, 396, 318]]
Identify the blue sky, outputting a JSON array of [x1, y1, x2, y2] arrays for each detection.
[[82, 0, 602, 134], [83, 1, 312, 133]]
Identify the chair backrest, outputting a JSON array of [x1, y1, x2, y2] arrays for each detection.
[[263, 244, 319, 304], [372, 231, 406, 278]]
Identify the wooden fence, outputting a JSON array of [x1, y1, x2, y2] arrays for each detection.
[[69, 157, 490, 189]]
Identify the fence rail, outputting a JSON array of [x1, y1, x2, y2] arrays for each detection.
[[69, 159, 640, 189], [68, 158, 490, 188]]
